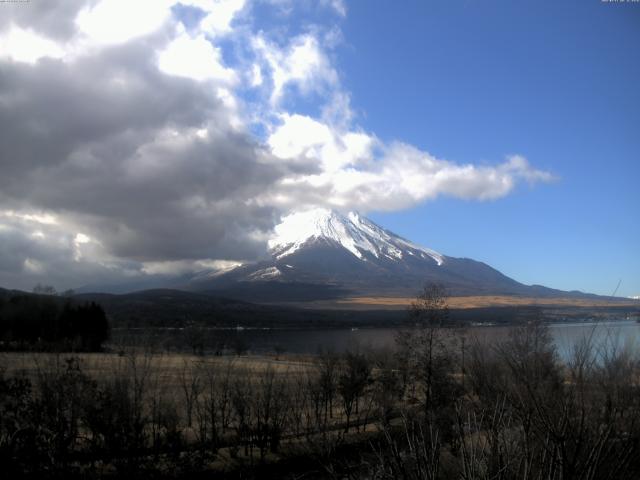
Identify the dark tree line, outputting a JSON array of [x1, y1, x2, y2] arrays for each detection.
[[0, 293, 109, 351]]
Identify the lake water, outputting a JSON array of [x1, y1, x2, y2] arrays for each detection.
[[224, 320, 640, 360], [113, 320, 640, 361]]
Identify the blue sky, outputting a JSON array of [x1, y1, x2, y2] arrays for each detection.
[[0, 0, 637, 296], [243, 0, 640, 296], [346, 1, 640, 296]]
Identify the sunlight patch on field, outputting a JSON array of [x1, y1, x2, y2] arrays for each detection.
[[336, 295, 639, 309]]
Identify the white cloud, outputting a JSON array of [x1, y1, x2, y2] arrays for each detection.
[[73, 233, 92, 261], [269, 114, 333, 159], [250, 63, 263, 87], [254, 33, 338, 105], [174, 0, 247, 35], [322, 0, 346, 17], [373, 144, 555, 205], [158, 30, 237, 83], [0, 24, 65, 64], [216, 88, 243, 129], [141, 258, 242, 275], [74, 233, 91, 244], [24, 258, 45, 274], [321, 91, 355, 128], [268, 113, 374, 172], [2, 210, 60, 225], [75, 0, 173, 46], [503, 154, 557, 184], [197, 0, 247, 35], [263, 114, 555, 212]]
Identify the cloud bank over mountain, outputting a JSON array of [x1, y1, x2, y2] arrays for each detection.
[[0, 0, 554, 289]]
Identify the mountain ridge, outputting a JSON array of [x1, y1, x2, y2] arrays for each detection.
[[188, 208, 601, 301]]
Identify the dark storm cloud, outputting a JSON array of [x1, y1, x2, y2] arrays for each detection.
[[0, 214, 141, 291], [0, 36, 212, 179], [0, 14, 300, 283]]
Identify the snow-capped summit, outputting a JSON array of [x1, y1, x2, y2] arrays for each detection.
[[268, 208, 444, 265], [188, 207, 546, 300]]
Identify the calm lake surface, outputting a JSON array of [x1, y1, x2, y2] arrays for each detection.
[[114, 320, 640, 361], [213, 320, 640, 359]]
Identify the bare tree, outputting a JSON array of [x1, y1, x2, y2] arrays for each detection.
[[179, 359, 202, 428], [397, 283, 459, 416], [318, 350, 339, 423], [338, 351, 371, 432]]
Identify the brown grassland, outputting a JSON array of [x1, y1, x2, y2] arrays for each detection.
[[335, 294, 640, 309]]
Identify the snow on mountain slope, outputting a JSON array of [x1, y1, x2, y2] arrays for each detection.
[[268, 208, 444, 265], [188, 208, 540, 299], [248, 266, 282, 280]]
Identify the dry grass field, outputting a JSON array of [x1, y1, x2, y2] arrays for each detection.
[[333, 295, 640, 310], [0, 350, 317, 385], [4, 322, 640, 479]]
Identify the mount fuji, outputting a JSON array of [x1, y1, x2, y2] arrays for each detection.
[[189, 208, 576, 301]]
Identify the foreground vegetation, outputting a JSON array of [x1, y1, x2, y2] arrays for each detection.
[[2, 285, 640, 479]]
